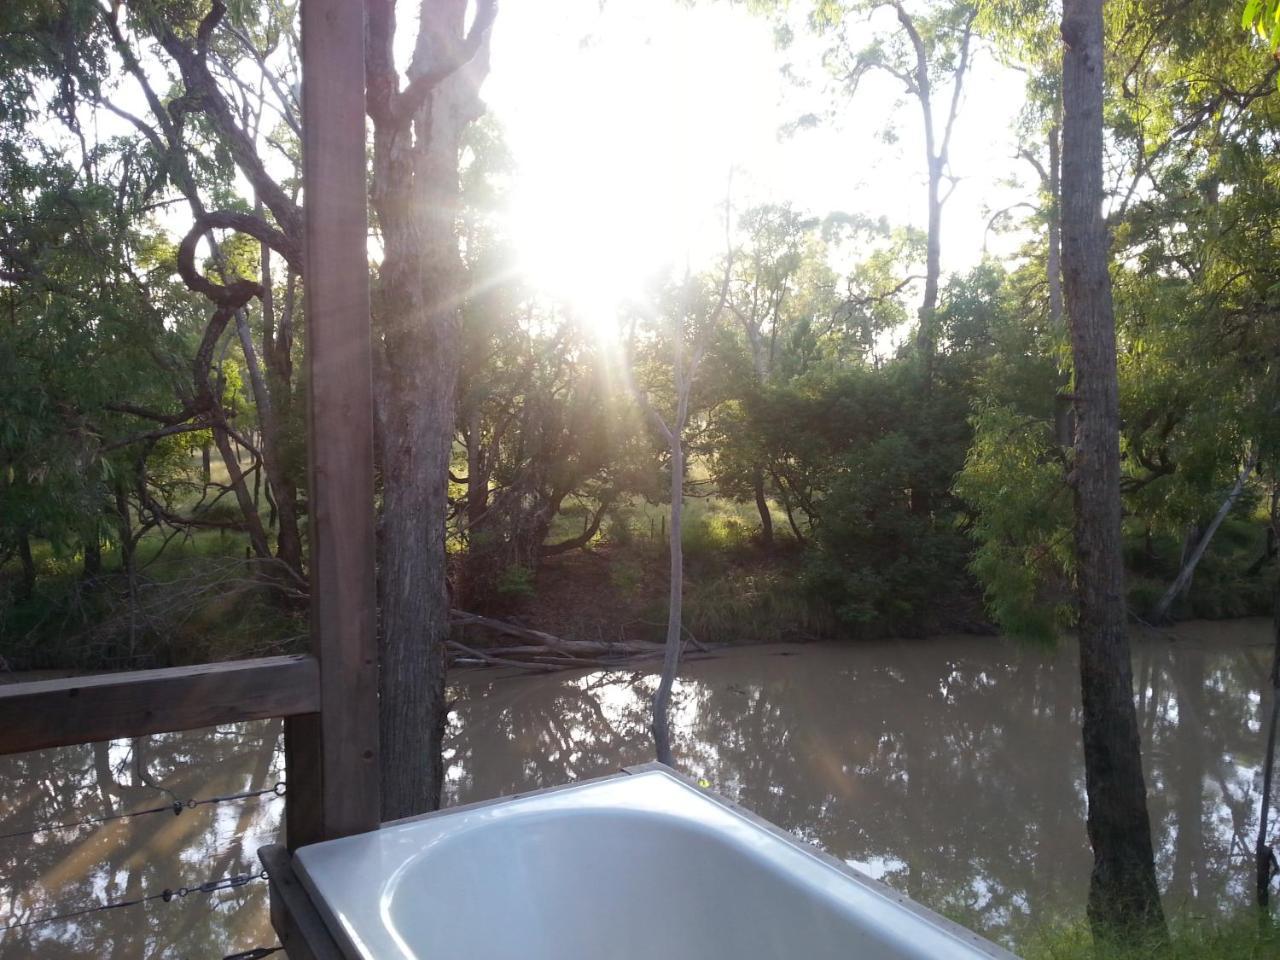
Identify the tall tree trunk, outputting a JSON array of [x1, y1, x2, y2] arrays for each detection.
[[652, 333, 689, 767], [459, 403, 493, 608], [234, 307, 302, 580], [649, 201, 732, 765], [16, 530, 35, 601], [114, 486, 138, 656], [1046, 117, 1064, 331], [753, 467, 774, 549], [1046, 114, 1075, 450], [892, 4, 972, 516], [211, 425, 274, 563], [1256, 489, 1280, 907], [82, 521, 102, 580], [919, 157, 942, 369], [1061, 0, 1167, 942], [366, 0, 493, 819], [248, 232, 304, 579], [652, 457, 683, 765]]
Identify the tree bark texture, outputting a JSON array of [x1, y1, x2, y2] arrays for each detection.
[[1256, 590, 1280, 907], [651, 351, 687, 768], [367, 0, 493, 819], [1046, 116, 1076, 450], [753, 468, 774, 549], [1061, 0, 1167, 941]]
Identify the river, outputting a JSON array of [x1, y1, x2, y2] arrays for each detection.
[[0, 618, 1273, 957]]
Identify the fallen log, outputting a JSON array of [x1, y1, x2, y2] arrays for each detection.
[[447, 640, 564, 673], [450, 610, 569, 647], [447, 609, 719, 673]]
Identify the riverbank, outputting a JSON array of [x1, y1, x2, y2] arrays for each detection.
[[475, 538, 990, 653]]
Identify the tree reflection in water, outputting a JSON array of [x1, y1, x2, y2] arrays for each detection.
[[1, 619, 1271, 956], [445, 622, 1274, 949], [0, 721, 284, 958]]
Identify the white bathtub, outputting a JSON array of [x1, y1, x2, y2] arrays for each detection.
[[294, 765, 1018, 960]]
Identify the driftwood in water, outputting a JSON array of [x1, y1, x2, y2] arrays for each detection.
[[448, 609, 702, 672]]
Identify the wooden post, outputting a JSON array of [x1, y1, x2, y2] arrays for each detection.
[[288, 0, 380, 846]]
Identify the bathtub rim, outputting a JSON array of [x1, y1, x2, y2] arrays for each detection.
[[261, 762, 1021, 960]]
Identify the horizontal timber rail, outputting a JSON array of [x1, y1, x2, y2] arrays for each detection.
[[0, 655, 320, 756]]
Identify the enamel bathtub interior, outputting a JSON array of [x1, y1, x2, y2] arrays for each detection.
[[293, 768, 1015, 960]]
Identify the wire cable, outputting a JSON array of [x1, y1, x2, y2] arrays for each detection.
[[0, 782, 285, 842], [2, 870, 269, 932]]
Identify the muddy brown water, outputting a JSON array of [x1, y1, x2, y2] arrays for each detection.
[[1, 619, 1274, 957]]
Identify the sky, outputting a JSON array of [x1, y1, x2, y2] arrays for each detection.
[[79, 0, 1035, 335], [483, 0, 1033, 319]]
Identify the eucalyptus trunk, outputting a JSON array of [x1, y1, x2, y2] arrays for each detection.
[[753, 468, 774, 549], [252, 238, 304, 580], [367, 0, 493, 819], [16, 531, 35, 601], [1256, 596, 1280, 907], [1256, 488, 1280, 907], [1046, 114, 1076, 450], [652, 329, 690, 767], [1061, 0, 1167, 942]]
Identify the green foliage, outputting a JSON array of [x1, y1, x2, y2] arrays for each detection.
[[1021, 913, 1280, 960], [955, 404, 1073, 640], [682, 510, 753, 563], [1, 527, 303, 669], [1242, 0, 1280, 52], [5, 0, 1280, 677], [683, 569, 838, 645], [495, 564, 538, 600]]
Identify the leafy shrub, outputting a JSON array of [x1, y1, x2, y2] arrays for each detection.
[[682, 569, 836, 645], [954, 403, 1074, 641], [495, 564, 537, 600], [802, 433, 970, 636]]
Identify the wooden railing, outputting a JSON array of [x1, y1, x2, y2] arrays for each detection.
[[0, 0, 380, 869], [0, 656, 320, 755]]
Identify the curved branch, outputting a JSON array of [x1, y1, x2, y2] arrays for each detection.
[[541, 494, 615, 557], [202, 209, 302, 271], [176, 217, 265, 308], [151, 1, 302, 239]]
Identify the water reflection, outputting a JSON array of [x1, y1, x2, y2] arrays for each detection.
[[444, 622, 1275, 948], [0, 619, 1273, 956], [0, 722, 284, 958]]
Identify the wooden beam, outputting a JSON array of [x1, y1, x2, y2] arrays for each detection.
[[260, 845, 348, 960], [0, 656, 319, 755], [293, 0, 380, 844]]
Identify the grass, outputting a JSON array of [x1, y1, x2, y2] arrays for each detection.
[[681, 568, 838, 645], [1020, 914, 1280, 960], [538, 492, 835, 647], [0, 445, 307, 670], [1, 524, 303, 672]]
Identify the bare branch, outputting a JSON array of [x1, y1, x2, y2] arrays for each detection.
[[938, 9, 977, 167], [394, 0, 498, 124]]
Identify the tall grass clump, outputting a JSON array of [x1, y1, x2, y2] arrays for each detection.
[[682, 571, 837, 645], [1021, 914, 1280, 960]]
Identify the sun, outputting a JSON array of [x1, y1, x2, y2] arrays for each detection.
[[507, 171, 659, 331], [491, 1, 783, 335]]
